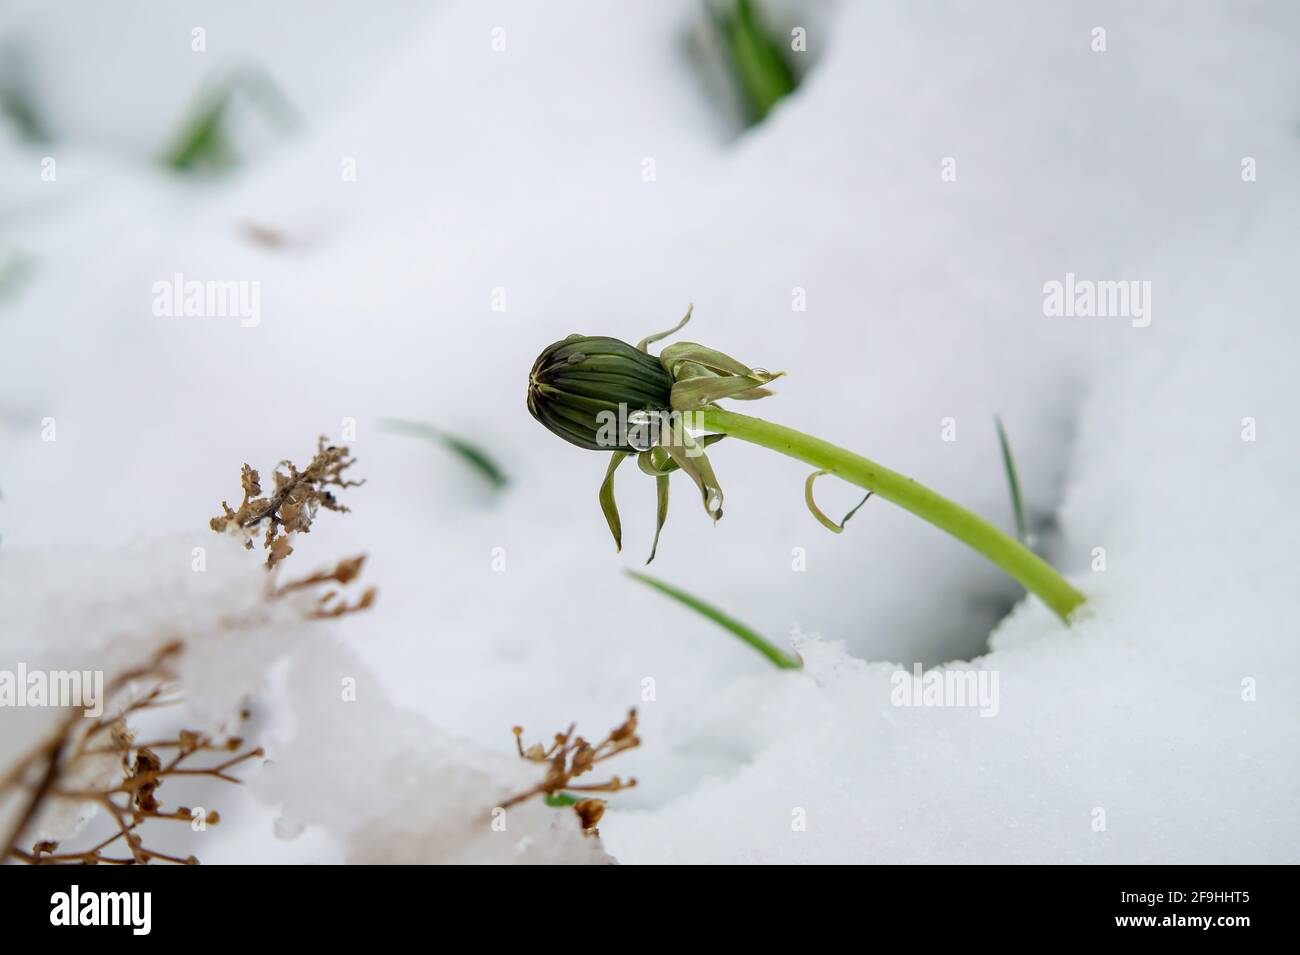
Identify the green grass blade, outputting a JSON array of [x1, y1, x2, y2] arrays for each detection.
[[161, 68, 299, 173], [713, 0, 798, 125], [162, 85, 235, 172], [625, 570, 801, 669], [380, 418, 508, 490], [995, 415, 1027, 545], [0, 89, 47, 143], [0, 247, 35, 306]]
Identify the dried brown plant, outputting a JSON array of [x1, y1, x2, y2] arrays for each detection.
[[239, 221, 288, 248], [1, 642, 262, 865], [3, 437, 380, 864], [503, 709, 640, 836], [274, 553, 377, 619], [210, 436, 364, 567]]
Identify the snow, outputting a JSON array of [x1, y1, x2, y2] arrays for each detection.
[[1, 0, 1298, 863], [0, 535, 610, 863]]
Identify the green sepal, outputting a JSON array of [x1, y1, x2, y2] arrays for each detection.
[[647, 474, 670, 564], [659, 341, 783, 410], [670, 370, 784, 410], [662, 432, 724, 522], [599, 452, 629, 551], [636, 304, 694, 353], [637, 446, 676, 476], [657, 341, 773, 378], [636, 435, 726, 477]]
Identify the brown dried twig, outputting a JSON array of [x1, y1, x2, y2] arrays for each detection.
[[210, 436, 364, 567], [4, 437, 381, 865], [274, 553, 377, 619], [502, 709, 640, 836], [1, 642, 264, 865]]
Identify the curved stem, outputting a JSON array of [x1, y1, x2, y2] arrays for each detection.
[[698, 407, 1086, 622]]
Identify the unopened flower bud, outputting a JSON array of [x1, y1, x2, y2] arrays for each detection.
[[527, 335, 674, 451]]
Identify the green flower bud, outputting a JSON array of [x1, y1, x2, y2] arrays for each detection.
[[527, 309, 781, 561], [527, 335, 674, 451]]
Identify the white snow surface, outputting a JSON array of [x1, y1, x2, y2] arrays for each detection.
[[0, 536, 610, 864], [1, 1, 1297, 863]]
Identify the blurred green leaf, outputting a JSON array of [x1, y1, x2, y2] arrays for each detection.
[[543, 792, 580, 808], [161, 67, 299, 174], [163, 95, 233, 172], [0, 247, 34, 307], [712, 0, 797, 125], [381, 418, 509, 490], [626, 570, 801, 669], [0, 88, 46, 143]]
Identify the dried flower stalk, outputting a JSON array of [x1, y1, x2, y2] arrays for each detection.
[[275, 553, 377, 618], [503, 709, 640, 836], [1, 643, 262, 865], [210, 436, 364, 567], [4, 435, 380, 864]]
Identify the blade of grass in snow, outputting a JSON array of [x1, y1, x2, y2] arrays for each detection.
[[625, 570, 801, 669], [0, 247, 34, 307], [162, 67, 299, 173], [380, 418, 508, 490], [711, 0, 797, 125], [163, 93, 233, 172], [0, 89, 46, 143], [995, 415, 1028, 545]]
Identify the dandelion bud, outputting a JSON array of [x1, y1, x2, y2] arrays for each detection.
[[527, 335, 674, 451], [527, 310, 778, 559]]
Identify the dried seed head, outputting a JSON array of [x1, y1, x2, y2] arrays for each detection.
[[573, 798, 606, 832]]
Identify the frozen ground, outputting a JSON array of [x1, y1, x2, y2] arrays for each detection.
[[1, 1, 1297, 863]]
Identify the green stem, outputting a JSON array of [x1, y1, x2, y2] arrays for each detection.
[[698, 407, 1086, 622]]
